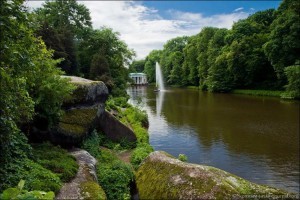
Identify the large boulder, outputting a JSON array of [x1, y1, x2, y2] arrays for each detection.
[[49, 76, 108, 146], [56, 148, 106, 200], [136, 151, 288, 199], [97, 110, 137, 143], [61, 76, 108, 108], [31, 75, 137, 146]]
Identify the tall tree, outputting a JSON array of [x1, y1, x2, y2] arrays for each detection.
[[144, 50, 162, 83], [129, 60, 146, 73], [78, 28, 134, 96], [0, 0, 73, 165], [226, 9, 277, 89], [182, 36, 199, 86], [33, 0, 92, 74], [160, 36, 188, 84], [264, 0, 300, 82], [197, 27, 218, 89]]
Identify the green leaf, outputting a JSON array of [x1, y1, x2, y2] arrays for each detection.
[[1, 188, 20, 199], [43, 191, 55, 200], [18, 179, 25, 190]]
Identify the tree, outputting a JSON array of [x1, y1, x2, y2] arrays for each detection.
[[77, 28, 134, 96], [129, 60, 146, 73], [168, 51, 184, 85], [160, 36, 188, 84], [196, 27, 218, 89], [33, 0, 92, 74], [206, 49, 234, 92], [89, 54, 109, 79], [182, 36, 199, 86], [226, 9, 277, 89], [0, 0, 74, 164], [144, 50, 162, 83], [264, 0, 300, 81]]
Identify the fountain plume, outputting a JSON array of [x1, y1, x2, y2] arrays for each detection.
[[155, 62, 165, 91]]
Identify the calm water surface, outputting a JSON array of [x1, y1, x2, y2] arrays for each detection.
[[127, 86, 299, 193]]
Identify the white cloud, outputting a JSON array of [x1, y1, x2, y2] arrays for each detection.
[[25, 1, 249, 59], [234, 7, 244, 12]]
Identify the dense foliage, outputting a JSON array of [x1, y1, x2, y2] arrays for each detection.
[[0, 0, 74, 168], [81, 131, 134, 200], [0, 180, 55, 200], [33, 1, 134, 97], [142, 0, 300, 98], [32, 143, 79, 182]]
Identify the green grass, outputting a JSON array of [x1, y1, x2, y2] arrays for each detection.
[[232, 89, 283, 97]]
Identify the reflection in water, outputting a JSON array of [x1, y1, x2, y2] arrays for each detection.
[[127, 86, 300, 193], [156, 91, 165, 116]]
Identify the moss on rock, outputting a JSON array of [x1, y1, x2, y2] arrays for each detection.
[[61, 76, 108, 107], [58, 108, 97, 136], [136, 151, 288, 199], [80, 181, 107, 200]]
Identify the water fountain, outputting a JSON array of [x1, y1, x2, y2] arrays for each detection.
[[155, 62, 165, 116], [155, 62, 165, 91]]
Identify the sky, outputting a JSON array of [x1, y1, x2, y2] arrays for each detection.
[[25, 1, 281, 59]]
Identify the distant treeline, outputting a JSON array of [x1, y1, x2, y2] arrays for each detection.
[[131, 0, 299, 99]]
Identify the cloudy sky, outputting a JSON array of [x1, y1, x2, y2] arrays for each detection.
[[25, 1, 281, 59]]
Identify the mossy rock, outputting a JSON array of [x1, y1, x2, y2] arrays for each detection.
[[61, 76, 108, 107], [51, 108, 98, 146], [97, 111, 137, 143], [80, 181, 107, 200], [136, 151, 289, 199]]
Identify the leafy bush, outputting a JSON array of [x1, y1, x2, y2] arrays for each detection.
[[123, 107, 148, 128], [130, 144, 153, 169], [81, 130, 104, 158], [281, 65, 300, 99], [0, 158, 61, 193], [178, 154, 188, 162], [0, 180, 55, 200], [97, 160, 133, 200], [96, 149, 133, 200], [32, 143, 78, 183]]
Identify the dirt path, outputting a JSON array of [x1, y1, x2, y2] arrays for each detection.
[[117, 150, 133, 164], [55, 148, 97, 200]]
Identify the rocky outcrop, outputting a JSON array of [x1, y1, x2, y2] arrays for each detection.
[[136, 151, 287, 200], [56, 149, 106, 200], [49, 76, 108, 146], [97, 111, 137, 143], [31, 75, 137, 146]]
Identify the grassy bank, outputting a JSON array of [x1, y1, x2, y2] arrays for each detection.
[[232, 89, 283, 97]]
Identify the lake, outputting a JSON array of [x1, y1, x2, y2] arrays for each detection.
[[127, 86, 299, 193]]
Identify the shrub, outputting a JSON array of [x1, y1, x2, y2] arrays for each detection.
[[0, 158, 61, 193], [97, 160, 133, 200], [281, 65, 300, 99], [124, 107, 148, 128], [96, 149, 134, 200], [0, 180, 55, 200], [81, 130, 104, 158], [32, 142, 78, 183], [130, 144, 153, 169], [178, 154, 188, 162]]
